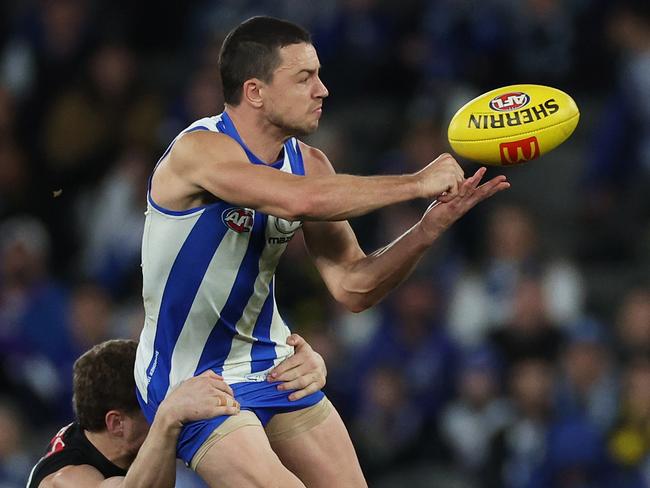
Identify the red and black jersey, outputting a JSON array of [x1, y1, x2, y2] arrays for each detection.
[[26, 422, 127, 488]]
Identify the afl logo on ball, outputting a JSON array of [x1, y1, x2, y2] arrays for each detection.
[[489, 92, 530, 112], [222, 208, 254, 233]]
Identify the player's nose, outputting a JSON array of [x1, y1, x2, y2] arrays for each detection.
[[315, 76, 329, 99]]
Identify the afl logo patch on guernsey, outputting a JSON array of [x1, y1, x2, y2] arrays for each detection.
[[222, 208, 254, 233], [489, 92, 530, 112]]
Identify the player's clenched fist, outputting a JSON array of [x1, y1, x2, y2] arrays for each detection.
[[413, 153, 465, 201]]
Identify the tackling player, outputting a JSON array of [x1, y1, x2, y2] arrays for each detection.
[[28, 335, 325, 487]]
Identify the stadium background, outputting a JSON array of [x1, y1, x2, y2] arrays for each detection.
[[0, 0, 648, 487]]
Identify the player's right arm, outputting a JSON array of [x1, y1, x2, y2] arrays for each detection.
[[38, 372, 239, 488], [157, 131, 464, 221]]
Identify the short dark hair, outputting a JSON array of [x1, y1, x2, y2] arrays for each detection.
[[72, 339, 140, 432], [219, 16, 311, 105]]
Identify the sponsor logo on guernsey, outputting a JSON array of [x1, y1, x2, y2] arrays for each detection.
[[499, 136, 540, 164], [268, 236, 294, 244], [468, 98, 560, 129], [222, 208, 255, 233], [267, 216, 302, 244], [489, 92, 530, 112], [274, 218, 302, 235]]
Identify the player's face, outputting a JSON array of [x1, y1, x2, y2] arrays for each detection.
[[262, 43, 328, 136], [122, 410, 150, 456]]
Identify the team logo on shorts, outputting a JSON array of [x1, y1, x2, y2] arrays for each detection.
[[222, 208, 254, 233], [489, 92, 530, 112]]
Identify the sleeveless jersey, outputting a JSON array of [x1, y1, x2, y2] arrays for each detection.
[[134, 112, 304, 407], [26, 422, 127, 487]]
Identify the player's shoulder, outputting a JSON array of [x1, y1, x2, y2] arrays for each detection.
[[29, 440, 88, 488], [171, 130, 245, 166], [38, 464, 104, 488], [297, 140, 334, 176]]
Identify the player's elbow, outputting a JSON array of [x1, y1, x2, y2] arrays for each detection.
[[279, 192, 319, 221], [336, 289, 375, 314], [335, 274, 380, 313], [288, 186, 334, 221]]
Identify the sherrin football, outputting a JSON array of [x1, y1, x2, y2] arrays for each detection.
[[447, 84, 579, 166]]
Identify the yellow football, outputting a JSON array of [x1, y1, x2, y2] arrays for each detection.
[[447, 84, 579, 166]]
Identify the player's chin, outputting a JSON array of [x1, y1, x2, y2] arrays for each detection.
[[293, 121, 319, 137]]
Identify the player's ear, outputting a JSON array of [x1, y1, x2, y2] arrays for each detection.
[[105, 410, 124, 437], [242, 78, 264, 109]]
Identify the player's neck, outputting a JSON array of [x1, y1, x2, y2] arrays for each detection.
[[85, 429, 134, 470], [225, 105, 287, 164]]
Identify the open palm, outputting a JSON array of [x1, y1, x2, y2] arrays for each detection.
[[419, 167, 510, 239]]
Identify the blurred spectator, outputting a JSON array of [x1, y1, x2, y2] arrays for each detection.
[[0, 0, 92, 103], [352, 365, 425, 476], [488, 358, 613, 488], [509, 0, 575, 85], [380, 119, 447, 176], [615, 286, 650, 361], [448, 204, 583, 346], [0, 216, 69, 422], [0, 86, 15, 137], [579, 0, 650, 263], [419, 0, 515, 87], [43, 40, 160, 185], [311, 0, 399, 100], [75, 147, 149, 297], [484, 359, 555, 488], [0, 217, 117, 424], [67, 281, 113, 351], [160, 63, 225, 145], [39, 39, 162, 267], [556, 318, 619, 433], [0, 139, 31, 218], [355, 279, 458, 416], [349, 279, 458, 476], [607, 357, 650, 487], [0, 400, 31, 487], [530, 418, 610, 488], [488, 277, 566, 371], [440, 346, 512, 477]]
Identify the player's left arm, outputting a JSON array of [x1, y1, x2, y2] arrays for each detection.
[[301, 143, 510, 312], [43, 372, 238, 488], [118, 371, 238, 488]]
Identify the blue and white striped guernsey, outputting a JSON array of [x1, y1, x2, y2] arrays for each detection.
[[135, 111, 305, 407]]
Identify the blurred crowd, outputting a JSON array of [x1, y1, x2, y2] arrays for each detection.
[[0, 0, 649, 487]]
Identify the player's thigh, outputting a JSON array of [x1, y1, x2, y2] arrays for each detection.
[[268, 399, 367, 488], [194, 422, 306, 488]]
